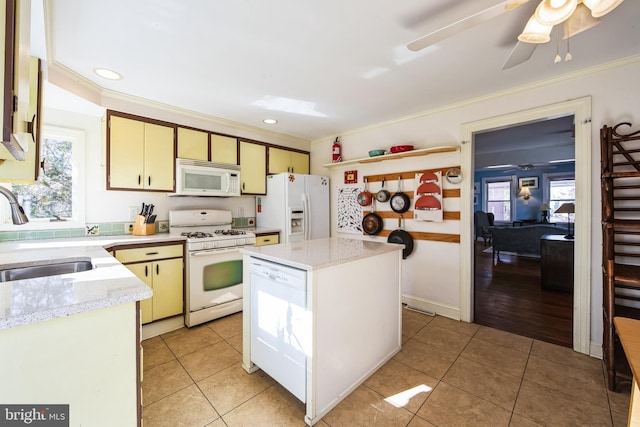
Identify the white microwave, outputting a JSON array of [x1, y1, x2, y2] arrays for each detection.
[[171, 158, 241, 197]]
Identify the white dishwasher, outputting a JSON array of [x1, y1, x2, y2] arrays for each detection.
[[249, 258, 308, 402]]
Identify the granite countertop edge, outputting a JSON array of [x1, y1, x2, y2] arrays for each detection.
[[0, 234, 185, 330], [240, 237, 402, 271]]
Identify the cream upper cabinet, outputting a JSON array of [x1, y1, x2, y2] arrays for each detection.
[[240, 140, 266, 194], [0, 57, 42, 183], [211, 134, 237, 164], [269, 147, 309, 174], [109, 115, 145, 189], [268, 147, 290, 174], [177, 127, 208, 161], [108, 112, 175, 191], [290, 151, 310, 174], [0, 0, 32, 158], [144, 123, 175, 190]]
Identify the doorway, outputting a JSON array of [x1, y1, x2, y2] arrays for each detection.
[[459, 97, 592, 354], [472, 116, 575, 347]]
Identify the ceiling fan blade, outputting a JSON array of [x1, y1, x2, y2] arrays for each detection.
[[505, 0, 532, 11], [502, 41, 537, 69], [407, 1, 511, 52]]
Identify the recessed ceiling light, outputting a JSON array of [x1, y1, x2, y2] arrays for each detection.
[[93, 68, 122, 80], [263, 119, 278, 124]]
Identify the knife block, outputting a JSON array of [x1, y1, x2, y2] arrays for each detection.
[[133, 215, 155, 236]]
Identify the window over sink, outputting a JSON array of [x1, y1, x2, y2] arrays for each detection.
[[0, 126, 85, 230]]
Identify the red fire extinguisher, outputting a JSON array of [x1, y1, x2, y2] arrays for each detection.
[[332, 137, 341, 163]]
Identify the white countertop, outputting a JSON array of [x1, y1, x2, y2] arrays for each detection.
[[240, 237, 402, 271], [0, 234, 186, 330]]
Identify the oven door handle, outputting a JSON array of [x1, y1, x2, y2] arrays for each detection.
[[190, 247, 240, 256]]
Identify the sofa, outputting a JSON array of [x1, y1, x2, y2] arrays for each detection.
[[489, 225, 565, 260]]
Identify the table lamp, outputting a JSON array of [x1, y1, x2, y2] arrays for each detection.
[[540, 203, 550, 223], [554, 202, 575, 239]]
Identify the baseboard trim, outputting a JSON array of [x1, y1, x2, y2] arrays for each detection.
[[141, 316, 185, 340], [589, 341, 603, 359]]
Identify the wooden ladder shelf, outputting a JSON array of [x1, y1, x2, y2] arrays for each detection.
[[601, 122, 640, 392]]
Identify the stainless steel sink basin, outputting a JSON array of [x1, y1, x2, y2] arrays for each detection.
[[0, 260, 94, 282]]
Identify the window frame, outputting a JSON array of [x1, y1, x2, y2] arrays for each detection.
[[0, 125, 86, 231], [481, 175, 516, 224], [542, 171, 575, 223]]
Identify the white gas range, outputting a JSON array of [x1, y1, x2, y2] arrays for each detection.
[[169, 209, 256, 327]]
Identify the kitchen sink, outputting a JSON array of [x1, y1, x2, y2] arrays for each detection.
[[0, 259, 94, 282]]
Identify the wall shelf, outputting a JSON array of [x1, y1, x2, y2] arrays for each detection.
[[322, 146, 459, 169]]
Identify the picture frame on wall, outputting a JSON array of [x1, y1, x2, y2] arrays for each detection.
[[518, 177, 538, 189]]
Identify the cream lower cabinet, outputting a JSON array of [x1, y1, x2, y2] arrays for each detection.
[[268, 147, 309, 174], [108, 112, 176, 192], [114, 243, 184, 324], [240, 140, 266, 194], [255, 232, 279, 246]]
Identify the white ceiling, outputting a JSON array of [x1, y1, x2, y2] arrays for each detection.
[[39, 0, 640, 142]]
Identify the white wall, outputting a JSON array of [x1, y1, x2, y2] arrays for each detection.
[[311, 55, 640, 353]]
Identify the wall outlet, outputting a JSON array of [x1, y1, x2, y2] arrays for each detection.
[[125, 223, 134, 234], [128, 206, 139, 221], [157, 220, 169, 233]]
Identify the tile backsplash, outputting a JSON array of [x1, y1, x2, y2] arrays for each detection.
[[0, 217, 255, 242], [0, 222, 149, 242]]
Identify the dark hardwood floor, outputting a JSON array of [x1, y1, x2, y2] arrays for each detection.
[[473, 241, 573, 348]]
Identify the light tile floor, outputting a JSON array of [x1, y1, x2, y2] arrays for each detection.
[[142, 309, 631, 426]]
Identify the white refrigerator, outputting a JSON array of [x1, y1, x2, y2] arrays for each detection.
[[256, 173, 330, 243]]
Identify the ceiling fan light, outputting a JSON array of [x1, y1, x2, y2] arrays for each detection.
[[535, 0, 578, 25], [563, 3, 601, 38], [518, 15, 553, 43], [582, 0, 624, 17]]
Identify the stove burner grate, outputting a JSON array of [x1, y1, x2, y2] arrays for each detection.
[[181, 231, 214, 239], [215, 229, 246, 236]]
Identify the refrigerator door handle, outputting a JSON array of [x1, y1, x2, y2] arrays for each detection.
[[302, 193, 310, 240]]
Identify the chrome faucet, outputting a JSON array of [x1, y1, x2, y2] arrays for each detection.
[[0, 187, 29, 224]]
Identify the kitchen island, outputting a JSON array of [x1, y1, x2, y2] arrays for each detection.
[[241, 237, 402, 426]]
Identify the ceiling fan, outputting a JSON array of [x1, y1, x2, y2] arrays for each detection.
[[501, 163, 558, 172], [407, 0, 625, 69]]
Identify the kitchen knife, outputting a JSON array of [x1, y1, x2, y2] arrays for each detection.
[[147, 215, 156, 224], [145, 204, 154, 223]]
